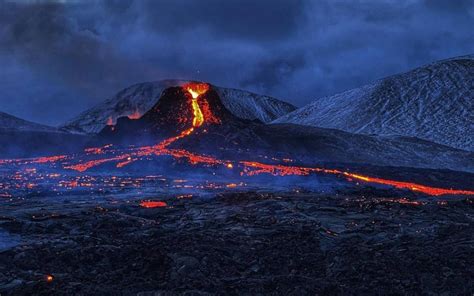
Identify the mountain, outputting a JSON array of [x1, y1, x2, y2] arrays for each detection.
[[97, 85, 473, 174], [0, 111, 90, 158], [0, 111, 57, 133], [273, 55, 474, 151], [61, 80, 296, 134]]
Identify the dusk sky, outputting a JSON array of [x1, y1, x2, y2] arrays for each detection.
[[0, 0, 473, 126]]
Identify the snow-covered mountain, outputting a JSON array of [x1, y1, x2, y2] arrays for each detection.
[[273, 55, 474, 151], [61, 80, 296, 134], [0, 111, 57, 133]]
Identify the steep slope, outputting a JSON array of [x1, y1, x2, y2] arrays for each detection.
[[61, 80, 296, 134], [0, 111, 57, 132], [274, 55, 474, 151]]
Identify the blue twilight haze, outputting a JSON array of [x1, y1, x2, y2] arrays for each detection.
[[0, 0, 473, 125]]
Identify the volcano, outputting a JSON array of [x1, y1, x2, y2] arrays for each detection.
[[43, 81, 470, 196], [1, 82, 472, 197], [60, 80, 296, 134], [97, 83, 473, 175]]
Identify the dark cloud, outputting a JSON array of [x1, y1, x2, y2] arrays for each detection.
[[0, 0, 472, 126], [139, 0, 305, 41]]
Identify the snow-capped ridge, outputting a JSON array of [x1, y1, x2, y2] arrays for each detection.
[[274, 55, 474, 151]]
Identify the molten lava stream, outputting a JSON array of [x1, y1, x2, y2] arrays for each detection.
[[239, 160, 474, 196]]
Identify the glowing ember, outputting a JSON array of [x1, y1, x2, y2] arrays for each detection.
[[390, 198, 423, 206], [46, 274, 54, 283], [140, 200, 167, 208]]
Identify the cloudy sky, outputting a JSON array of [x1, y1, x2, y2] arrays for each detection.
[[0, 0, 473, 125]]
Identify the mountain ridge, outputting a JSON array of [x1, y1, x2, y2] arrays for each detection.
[[93, 84, 473, 174], [0, 111, 58, 133], [273, 55, 474, 151]]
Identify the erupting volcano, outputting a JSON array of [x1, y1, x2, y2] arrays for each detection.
[[2, 2, 472, 292], [0, 82, 472, 198]]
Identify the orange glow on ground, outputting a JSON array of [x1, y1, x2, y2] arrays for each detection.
[[32, 155, 67, 164], [140, 200, 167, 208], [239, 161, 474, 196], [342, 172, 474, 196]]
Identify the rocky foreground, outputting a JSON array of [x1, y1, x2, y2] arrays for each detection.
[[0, 189, 473, 295]]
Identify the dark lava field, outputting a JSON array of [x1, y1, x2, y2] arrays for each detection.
[[0, 186, 473, 295]]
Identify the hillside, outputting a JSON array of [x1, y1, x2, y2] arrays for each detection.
[[274, 55, 474, 151]]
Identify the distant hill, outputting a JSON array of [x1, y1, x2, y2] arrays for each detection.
[[0, 111, 89, 158], [274, 55, 474, 151], [0, 111, 57, 133]]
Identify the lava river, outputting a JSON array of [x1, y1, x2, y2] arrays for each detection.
[[1, 82, 473, 197]]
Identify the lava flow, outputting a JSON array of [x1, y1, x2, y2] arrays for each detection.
[[140, 200, 167, 208], [186, 83, 207, 127], [0, 82, 473, 197]]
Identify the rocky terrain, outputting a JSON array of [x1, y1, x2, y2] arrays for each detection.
[[0, 188, 472, 295]]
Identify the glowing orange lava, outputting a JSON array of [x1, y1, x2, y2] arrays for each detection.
[[342, 172, 474, 196], [239, 160, 474, 196], [184, 82, 209, 99], [32, 155, 67, 164], [184, 83, 209, 127], [140, 200, 167, 208]]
